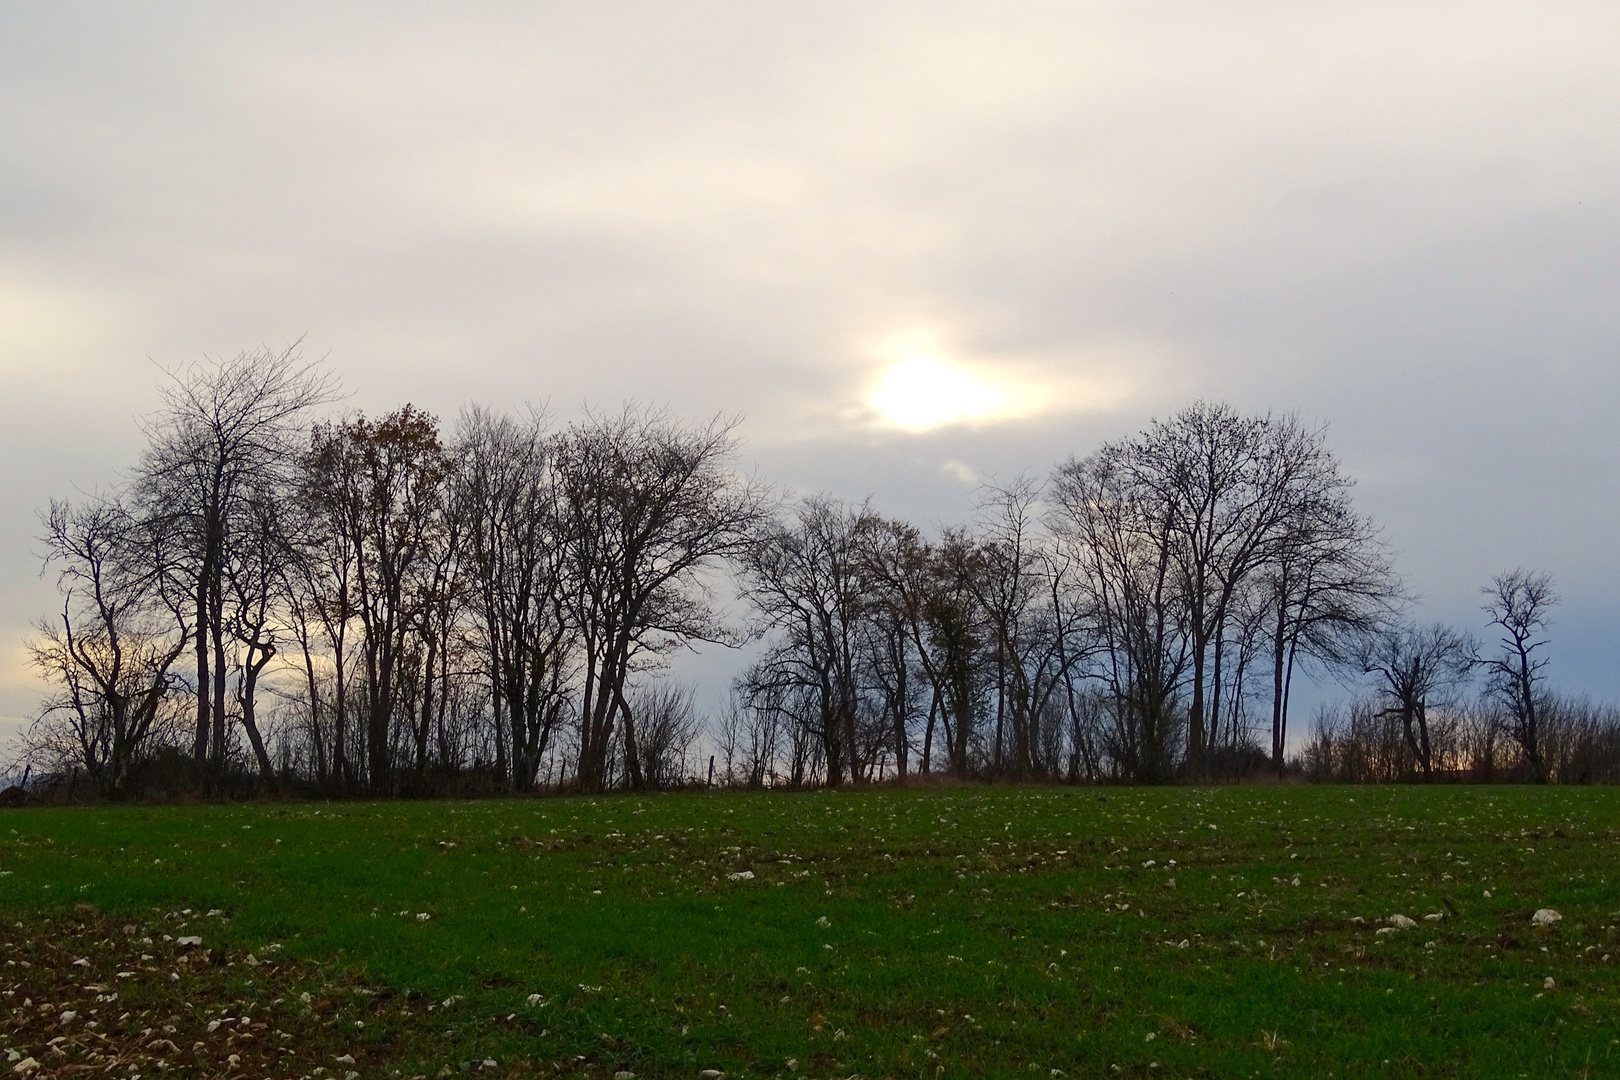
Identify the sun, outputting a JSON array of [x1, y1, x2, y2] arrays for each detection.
[[868, 356, 1002, 431]]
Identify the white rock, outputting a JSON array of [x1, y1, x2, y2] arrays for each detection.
[[699, 1071, 725, 1080], [1531, 908, 1563, 926], [1388, 914, 1418, 929], [1423, 913, 1443, 922], [177, 936, 202, 947], [13, 1057, 39, 1074], [726, 871, 754, 882], [1544, 977, 1556, 990], [335, 1054, 356, 1065]]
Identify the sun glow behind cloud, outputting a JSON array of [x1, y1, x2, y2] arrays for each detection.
[[860, 331, 1137, 433], [868, 355, 1005, 430]]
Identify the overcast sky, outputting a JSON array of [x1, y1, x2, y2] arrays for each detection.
[[3, 2, 1618, 744]]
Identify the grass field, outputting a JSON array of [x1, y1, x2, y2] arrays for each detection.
[[2, 786, 1619, 1079]]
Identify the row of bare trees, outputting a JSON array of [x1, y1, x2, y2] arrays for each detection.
[[26, 349, 762, 796], [1301, 691, 1620, 784], [716, 402, 1404, 786], [19, 349, 1606, 797], [1308, 569, 1572, 783]]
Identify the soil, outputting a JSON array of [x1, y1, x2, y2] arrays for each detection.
[[2, 904, 425, 1080]]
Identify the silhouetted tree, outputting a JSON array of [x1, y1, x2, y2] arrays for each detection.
[[1479, 569, 1557, 783], [1359, 622, 1474, 781], [558, 407, 765, 792], [134, 346, 335, 782], [27, 498, 191, 797]]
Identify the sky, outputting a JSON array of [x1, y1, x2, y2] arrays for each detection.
[[2, 2, 1618, 747]]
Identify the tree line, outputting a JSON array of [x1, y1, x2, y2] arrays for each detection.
[[16, 347, 1611, 798]]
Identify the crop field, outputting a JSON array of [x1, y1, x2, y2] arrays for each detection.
[[1, 786, 1618, 1079]]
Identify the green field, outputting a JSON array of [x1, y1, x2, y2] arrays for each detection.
[[2, 786, 1618, 1079]]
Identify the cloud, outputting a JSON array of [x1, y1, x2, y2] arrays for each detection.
[[1, 1, 1619, 715]]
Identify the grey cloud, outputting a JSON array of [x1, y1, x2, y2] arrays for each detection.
[[3, 1, 1619, 738]]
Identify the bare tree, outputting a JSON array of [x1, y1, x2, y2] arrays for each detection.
[[305, 406, 451, 794], [863, 518, 984, 778], [135, 345, 336, 782], [454, 407, 575, 791], [1049, 443, 1189, 782], [1479, 569, 1557, 782], [27, 499, 191, 797], [558, 406, 765, 792], [738, 496, 878, 786], [284, 457, 360, 791], [1261, 495, 1402, 774], [629, 681, 701, 788], [221, 492, 293, 791], [1359, 622, 1474, 781], [969, 480, 1041, 777], [1152, 408, 1354, 776]]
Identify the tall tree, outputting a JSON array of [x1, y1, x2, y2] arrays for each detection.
[[134, 345, 335, 782], [863, 518, 943, 776], [1049, 443, 1190, 782], [739, 497, 879, 787], [305, 406, 450, 794], [454, 407, 576, 791], [558, 407, 764, 792], [285, 453, 360, 791], [1479, 569, 1557, 783], [1261, 494, 1402, 774], [221, 492, 293, 790], [929, 533, 993, 777]]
